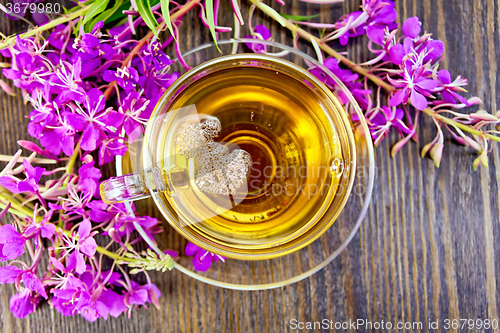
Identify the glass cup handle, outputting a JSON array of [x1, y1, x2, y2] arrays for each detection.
[[100, 172, 151, 204]]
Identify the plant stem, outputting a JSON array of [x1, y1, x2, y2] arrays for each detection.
[[103, 0, 202, 99], [248, 0, 395, 92], [422, 107, 500, 143], [0, 192, 33, 217], [65, 139, 81, 175], [0, 6, 91, 50]]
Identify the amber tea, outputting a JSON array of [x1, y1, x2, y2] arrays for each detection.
[[151, 62, 354, 256]]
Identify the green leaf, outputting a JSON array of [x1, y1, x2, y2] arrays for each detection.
[[160, 0, 175, 38], [88, 0, 124, 30], [82, 0, 110, 26], [105, 0, 132, 23], [136, 0, 158, 37], [280, 13, 319, 22], [205, 0, 220, 52]]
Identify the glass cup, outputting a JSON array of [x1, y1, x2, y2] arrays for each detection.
[[102, 39, 375, 288]]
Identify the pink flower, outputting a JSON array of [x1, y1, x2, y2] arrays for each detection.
[[65, 220, 97, 274], [9, 289, 40, 319], [0, 224, 25, 261], [0, 159, 45, 194], [185, 242, 225, 272]]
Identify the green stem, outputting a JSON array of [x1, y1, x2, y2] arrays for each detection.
[[0, 192, 34, 217], [248, 0, 395, 92], [0, 6, 91, 50], [65, 139, 81, 175], [422, 107, 500, 143]]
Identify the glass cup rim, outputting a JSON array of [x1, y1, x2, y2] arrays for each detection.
[[117, 38, 375, 289]]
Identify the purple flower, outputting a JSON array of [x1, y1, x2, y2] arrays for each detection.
[[244, 25, 271, 53], [364, 0, 398, 45], [0, 159, 45, 194], [77, 160, 102, 196], [137, 68, 179, 100], [0, 265, 23, 283], [436, 70, 470, 106], [45, 58, 86, 103], [117, 91, 152, 142], [101, 289, 127, 318], [123, 281, 161, 311], [9, 288, 39, 319], [24, 209, 56, 243], [402, 16, 421, 39], [185, 242, 225, 272], [103, 67, 139, 91], [334, 11, 367, 46], [0, 225, 25, 261], [3, 52, 45, 91], [66, 88, 122, 151], [98, 134, 128, 166], [388, 63, 439, 110], [66, 219, 97, 274], [367, 106, 412, 145], [22, 270, 48, 299], [143, 42, 173, 71], [39, 110, 76, 157]]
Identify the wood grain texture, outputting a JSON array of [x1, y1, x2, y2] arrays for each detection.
[[1, 0, 500, 332]]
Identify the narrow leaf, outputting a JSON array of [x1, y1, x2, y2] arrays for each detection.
[[280, 13, 319, 21], [160, 0, 175, 38], [205, 0, 220, 52], [258, 2, 286, 27], [106, 1, 134, 23], [136, 0, 158, 37], [230, 0, 244, 25], [89, 0, 124, 29], [82, 0, 110, 26]]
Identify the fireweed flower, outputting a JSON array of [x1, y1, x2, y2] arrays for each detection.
[[98, 133, 128, 166], [103, 67, 140, 91], [365, 106, 412, 145], [0, 159, 45, 207], [244, 25, 272, 53], [58, 219, 97, 274], [435, 69, 470, 106], [185, 242, 225, 272], [388, 62, 439, 110], [143, 42, 173, 71], [117, 91, 153, 142], [9, 288, 40, 319], [66, 88, 122, 151], [0, 225, 25, 261], [45, 58, 86, 103]]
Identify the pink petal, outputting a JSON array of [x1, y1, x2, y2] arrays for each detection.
[[415, 79, 438, 91], [409, 89, 428, 110], [389, 88, 409, 107], [0, 265, 23, 283], [40, 224, 56, 239], [78, 219, 91, 240], [80, 125, 100, 151], [72, 251, 86, 274], [402, 17, 421, 39], [80, 237, 97, 257], [437, 70, 451, 84]]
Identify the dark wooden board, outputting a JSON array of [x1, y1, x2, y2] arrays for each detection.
[[1, 0, 499, 332]]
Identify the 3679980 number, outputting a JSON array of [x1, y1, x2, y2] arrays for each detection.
[[4, 2, 61, 15], [443, 318, 499, 330]]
